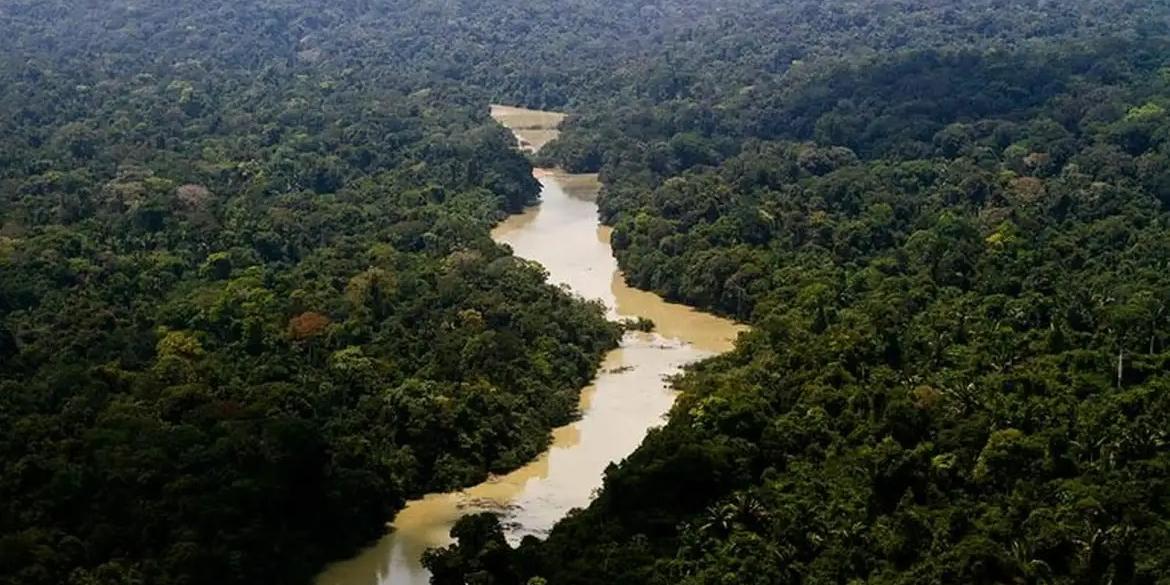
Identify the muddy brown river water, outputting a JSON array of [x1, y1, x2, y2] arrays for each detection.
[[314, 105, 745, 585]]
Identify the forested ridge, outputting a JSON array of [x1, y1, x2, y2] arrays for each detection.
[[420, 2, 1170, 585], [443, 58, 1170, 580], [0, 3, 623, 585], [5, 1, 1170, 585]]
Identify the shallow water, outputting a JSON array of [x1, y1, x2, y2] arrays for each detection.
[[314, 107, 744, 585], [488, 105, 565, 153]]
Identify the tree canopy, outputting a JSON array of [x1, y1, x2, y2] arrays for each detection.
[[413, 2, 1170, 585], [0, 3, 624, 585], [4, 1, 1170, 585]]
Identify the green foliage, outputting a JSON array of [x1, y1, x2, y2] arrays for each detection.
[[0, 3, 622, 585], [5, 1, 1170, 584], [421, 2, 1170, 585], [619, 317, 656, 333]]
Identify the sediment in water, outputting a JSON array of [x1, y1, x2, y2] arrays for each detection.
[[315, 106, 744, 585]]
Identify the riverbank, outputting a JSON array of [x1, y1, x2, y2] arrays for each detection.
[[314, 106, 744, 585]]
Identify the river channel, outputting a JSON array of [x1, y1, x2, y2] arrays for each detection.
[[315, 105, 744, 585]]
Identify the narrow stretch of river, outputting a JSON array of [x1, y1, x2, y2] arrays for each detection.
[[315, 105, 745, 585]]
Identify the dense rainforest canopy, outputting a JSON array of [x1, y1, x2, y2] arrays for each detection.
[[0, 2, 627, 584], [441, 52, 1170, 581], [429, 2, 1170, 585], [4, 1, 1170, 585]]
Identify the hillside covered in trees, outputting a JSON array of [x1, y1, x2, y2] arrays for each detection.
[[423, 2, 1170, 585], [433, 48, 1170, 580], [0, 3, 625, 585], [4, 1, 1170, 585]]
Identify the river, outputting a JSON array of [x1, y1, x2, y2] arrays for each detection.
[[314, 105, 744, 585]]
